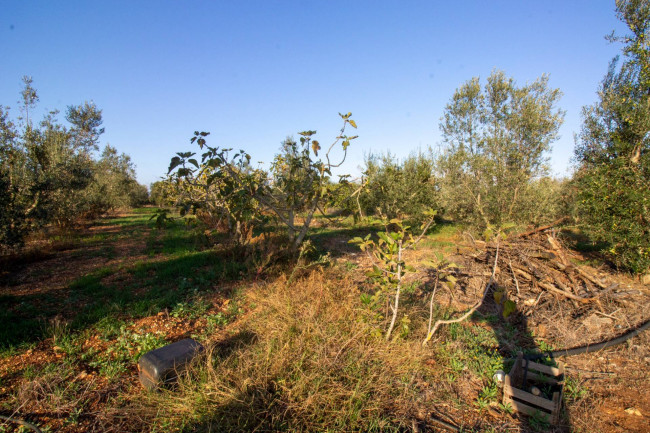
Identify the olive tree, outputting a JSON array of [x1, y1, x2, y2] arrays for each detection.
[[438, 70, 565, 230], [574, 0, 650, 273], [1, 78, 146, 249], [359, 151, 438, 222]]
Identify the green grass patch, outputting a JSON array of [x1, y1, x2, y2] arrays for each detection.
[[0, 207, 247, 350]]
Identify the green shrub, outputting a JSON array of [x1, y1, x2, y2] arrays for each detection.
[[360, 151, 439, 222], [574, 0, 650, 273]]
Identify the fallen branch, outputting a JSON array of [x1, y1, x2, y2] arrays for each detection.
[[547, 234, 570, 266], [517, 217, 568, 238], [512, 267, 533, 281], [508, 256, 520, 295], [573, 266, 608, 290], [537, 281, 597, 304]]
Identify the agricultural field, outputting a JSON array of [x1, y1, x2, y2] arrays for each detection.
[[2, 2, 649, 432], [1, 208, 648, 432]]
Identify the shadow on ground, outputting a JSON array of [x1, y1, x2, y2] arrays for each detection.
[[0, 231, 247, 350]]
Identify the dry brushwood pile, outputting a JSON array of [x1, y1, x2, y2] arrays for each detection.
[[452, 229, 650, 350]]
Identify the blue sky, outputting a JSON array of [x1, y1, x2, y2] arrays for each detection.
[[0, 1, 628, 186]]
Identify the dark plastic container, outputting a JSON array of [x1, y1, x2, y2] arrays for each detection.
[[138, 338, 203, 390]]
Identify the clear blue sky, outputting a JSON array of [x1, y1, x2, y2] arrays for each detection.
[[0, 1, 628, 186]]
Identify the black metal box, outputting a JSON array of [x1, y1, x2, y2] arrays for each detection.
[[138, 338, 203, 390]]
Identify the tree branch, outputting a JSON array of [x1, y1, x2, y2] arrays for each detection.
[[422, 240, 500, 346]]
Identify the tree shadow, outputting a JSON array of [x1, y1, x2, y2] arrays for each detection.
[[421, 258, 572, 431], [0, 247, 249, 349], [471, 281, 572, 431], [308, 218, 450, 258]]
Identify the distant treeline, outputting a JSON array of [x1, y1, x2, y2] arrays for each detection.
[[0, 77, 148, 252]]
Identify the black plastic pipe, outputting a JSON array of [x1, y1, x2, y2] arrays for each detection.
[[522, 318, 650, 361]]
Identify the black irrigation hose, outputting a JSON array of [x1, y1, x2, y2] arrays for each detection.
[[0, 415, 43, 433], [525, 318, 650, 361], [550, 318, 650, 358]]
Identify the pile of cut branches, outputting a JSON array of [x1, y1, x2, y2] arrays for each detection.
[[430, 225, 650, 350], [479, 231, 611, 307]]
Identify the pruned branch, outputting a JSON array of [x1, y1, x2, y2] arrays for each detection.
[[423, 240, 500, 346], [517, 216, 568, 238]]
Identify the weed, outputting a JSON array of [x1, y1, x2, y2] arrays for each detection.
[[107, 326, 167, 362], [564, 375, 588, 400], [475, 380, 498, 411], [499, 401, 514, 415], [206, 312, 229, 330], [140, 270, 427, 432], [64, 407, 83, 426], [438, 322, 503, 379], [401, 281, 419, 295], [98, 361, 128, 379], [537, 340, 555, 353], [171, 296, 211, 320], [96, 316, 128, 340], [225, 299, 243, 320], [528, 410, 551, 431]]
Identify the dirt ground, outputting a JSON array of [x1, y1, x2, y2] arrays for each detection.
[[1, 214, 649, 432]]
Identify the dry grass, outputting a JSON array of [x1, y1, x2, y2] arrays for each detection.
[[138, 269, 429, 432]]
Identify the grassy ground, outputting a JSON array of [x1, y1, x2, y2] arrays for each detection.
[[0, 209, 648, 432]]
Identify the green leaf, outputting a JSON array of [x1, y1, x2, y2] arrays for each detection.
[[168, 156, 182, 174], [188, 158, 199, 168], [503, 300, 517, 318], [483, 227, 494, 242], [312, 140, 320, 156]]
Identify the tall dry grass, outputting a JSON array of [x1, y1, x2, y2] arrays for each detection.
[[140, 269, 429, 432]]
